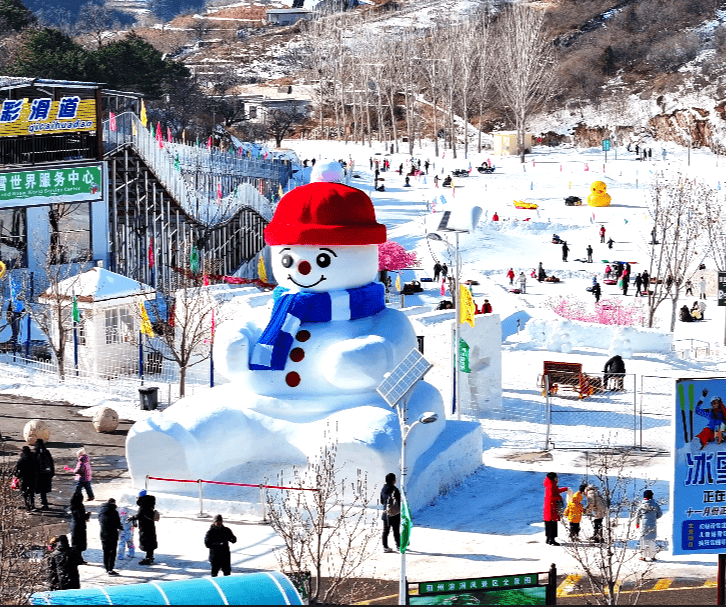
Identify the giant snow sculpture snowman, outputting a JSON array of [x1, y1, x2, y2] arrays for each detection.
[[126, 181, 461, 507]]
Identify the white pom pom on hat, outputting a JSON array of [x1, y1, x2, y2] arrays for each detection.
[[309, 159, 345, 184]]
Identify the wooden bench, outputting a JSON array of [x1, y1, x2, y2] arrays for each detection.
[[538, 361, 599, 399]]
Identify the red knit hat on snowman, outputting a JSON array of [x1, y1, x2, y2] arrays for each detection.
[[265, 181, 387, 246]]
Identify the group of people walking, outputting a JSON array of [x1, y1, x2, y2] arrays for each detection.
[[543, 472, 662, 562], [13, 439, 55, 511]]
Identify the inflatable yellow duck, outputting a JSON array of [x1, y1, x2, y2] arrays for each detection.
[[587, 181, 611, 207]]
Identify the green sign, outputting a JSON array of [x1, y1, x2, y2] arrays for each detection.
[[459, 338, 471, 373], [410, 586, 546, 605], [719, 272, 726, 306], [0, 164, 103, 206], [418, 574, 540, 595], [602, 139, 610, 151]]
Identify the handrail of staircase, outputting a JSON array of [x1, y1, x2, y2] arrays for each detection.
[[101, 113, 291, 224]]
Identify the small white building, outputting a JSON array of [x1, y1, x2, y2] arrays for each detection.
[[265, 8, 312, 25], [39, 267, 154, 377], [492, 131, 533, 155]]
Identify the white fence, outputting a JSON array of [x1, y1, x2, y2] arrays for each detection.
[[0, 349, 221, 407]]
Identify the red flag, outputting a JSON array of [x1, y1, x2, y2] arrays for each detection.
[[207, 136, 212, 150], [156, 123, 163, 148], [216, 182, 222, 202], [440, 279, 446, 296], [259, 180, 264, 195], [203, 275, 210, 286], [148, 236, 154, 268], [167, 127, 172, 142], [109, 112, 117, 132]]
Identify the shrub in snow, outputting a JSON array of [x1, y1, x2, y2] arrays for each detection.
[[546, 296, 644, 326]]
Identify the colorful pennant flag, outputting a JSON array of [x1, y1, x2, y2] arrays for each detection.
[[217, 182, 222, 202], [459, 338, 471, 373], [459, 284, 476, 327], [148, 237, 154, 268], [156, 122, 163, 149], [140, 100, 147, 127], [399, 490, 413, 554], [207, 136, 212, 150], [395, 273, 402, 292], [190, 247, 199, 275], [167, 126, 172, 143], [72, 296, 80, 323], [109, 112, 117, 132], [132, 120, 137, 137], [258, 254, 268, 283], [139, 300, 154, 337], [440, 279, 446, 296]]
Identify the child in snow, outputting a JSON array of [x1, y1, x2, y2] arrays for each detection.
[[117, 506, 136, 561], [564, 484, 586, 541], [584, 485, 607, 543], [636, 490, 662, 562]]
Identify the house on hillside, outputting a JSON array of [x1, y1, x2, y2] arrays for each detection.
[[265, 8, 312, 25]]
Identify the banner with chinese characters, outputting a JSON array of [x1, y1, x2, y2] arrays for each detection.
[[0, 164, 103, 206], [0, 97, 96, 137], [673, 377, 726, 555], [409, 573, 547, 605]]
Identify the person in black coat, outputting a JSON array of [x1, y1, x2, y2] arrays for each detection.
[[98, 498, 123, 575], [380, 473, 401, 553], [34, 439, 55, 511], [14, 445, 38, 510], [69, 490, 90, 563], [204, 514, 237, 577], [136, 491, 158, 565], [603, 354, 626, 391], [561, 242, 569, 262], [592, 282, 601, 303], [47, 535, 82, 591]]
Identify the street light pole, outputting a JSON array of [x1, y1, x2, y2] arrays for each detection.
[[397, 401, 438, 606], [454, 231, 461, 421]]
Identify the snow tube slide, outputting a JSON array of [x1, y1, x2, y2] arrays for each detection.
[[29, 571, 303, 606]]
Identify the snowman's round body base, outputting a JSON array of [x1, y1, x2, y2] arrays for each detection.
[[126, 305, 446, 500]]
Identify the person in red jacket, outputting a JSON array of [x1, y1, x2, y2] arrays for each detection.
[[543, 472, 569, 546], [506, 268, 515, 286]]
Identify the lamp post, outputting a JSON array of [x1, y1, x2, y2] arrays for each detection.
[[397, 406, 438, 605], [426, 230, 466, 420]]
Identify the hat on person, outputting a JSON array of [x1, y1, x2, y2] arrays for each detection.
[[138, 490, 147, 498], [643, 490, 654, 499], [264, 182, 386, 246], [214, 514, 223, 523]]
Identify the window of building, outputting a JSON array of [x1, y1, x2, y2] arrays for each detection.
[[48, 202, 91, 265], [0, 207, 27, 268], [249, 106, 257, 119], [105, 306, 133, 345]]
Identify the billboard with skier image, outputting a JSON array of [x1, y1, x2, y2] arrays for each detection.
[[673, 377, 726, 555]]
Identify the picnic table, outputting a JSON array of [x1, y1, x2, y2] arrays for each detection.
[[537, 361, 601, 399]]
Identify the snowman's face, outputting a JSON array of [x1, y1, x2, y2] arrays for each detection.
[[271, 244, 379, 292]]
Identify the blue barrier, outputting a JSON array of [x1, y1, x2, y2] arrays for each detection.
[[30, 571, 303, 605]]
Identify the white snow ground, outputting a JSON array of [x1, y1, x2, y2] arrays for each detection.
[[13, 139, 726, 592]]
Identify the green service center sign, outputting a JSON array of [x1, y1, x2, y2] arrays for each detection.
[[0, 164, 103, 207]]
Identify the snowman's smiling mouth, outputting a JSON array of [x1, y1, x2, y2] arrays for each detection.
[[288, 275, 326, 288]]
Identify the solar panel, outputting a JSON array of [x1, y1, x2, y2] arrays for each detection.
[[377, 348, 432, 408], [436, 211, 451, 231]]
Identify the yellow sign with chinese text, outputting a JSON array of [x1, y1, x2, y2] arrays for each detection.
[[0, 97, 96, 137]]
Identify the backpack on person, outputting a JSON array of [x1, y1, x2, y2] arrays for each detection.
[[385, 490, 400, 518]]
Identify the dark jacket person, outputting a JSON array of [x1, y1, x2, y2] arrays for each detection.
[[204, 514, 237, 577], [34, 439, 55, 510], [98, 498, 122, 575], [136, 491, 158, 565], [47, 535, 82, 590], [69, 491, 89, 561]]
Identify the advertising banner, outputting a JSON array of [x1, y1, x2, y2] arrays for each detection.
[[409, 573, 548, 605], [0, 97, 96, 137], [673, 377, 726, 555], [0, 164, 103, 207]]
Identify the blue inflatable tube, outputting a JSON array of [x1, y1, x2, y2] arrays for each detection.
[[30, 571, 303, 605]]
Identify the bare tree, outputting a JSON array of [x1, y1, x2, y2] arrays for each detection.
[[265, 438, 377, 604], [265, 102, 310, 148], [18, 208, 92, 379], [142, 269, 221, 398], [0, 459, 47, 603], [75, 1, 121, 49], [645, 173, 707, 330], [493, 2, 556, 162], [564, 448, 661, 605]]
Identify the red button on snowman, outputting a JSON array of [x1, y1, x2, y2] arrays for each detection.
[[127, 168, 445, 492]]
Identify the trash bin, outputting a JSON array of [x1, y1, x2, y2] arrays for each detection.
[[139, 387, 159, 411]]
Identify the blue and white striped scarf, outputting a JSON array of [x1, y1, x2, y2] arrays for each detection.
[[250, 282, 386, 371]]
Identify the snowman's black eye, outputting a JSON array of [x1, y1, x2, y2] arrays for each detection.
[[316, 253, 331, 268], [281, 254, 293, 268]]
